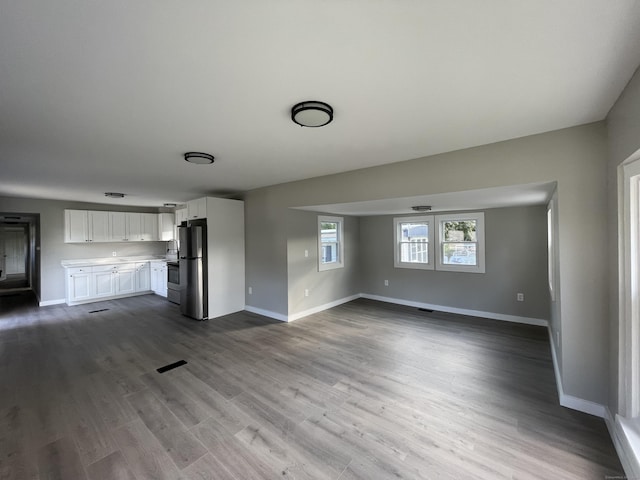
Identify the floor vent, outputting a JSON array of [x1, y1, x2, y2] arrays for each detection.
[[156, 360, 187, 374], [418, 308, 434, 313], [88, 308, 109, 313]]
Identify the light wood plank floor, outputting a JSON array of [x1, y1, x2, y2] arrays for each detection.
[[0, 292, 623, 479]]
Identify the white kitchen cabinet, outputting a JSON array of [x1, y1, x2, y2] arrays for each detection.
[[140, 213, 158, 241], [150, 261, 167, 297], [64, 260, 155, 305], [114, 263, 136, 295], [66, 267, 92, 303], [64, 210, 110, 243], [135, 262, 151, 291], [109, 212, 150, 241], [187, 198, 207, 220], [175, 208, 188, 227], [158, 213, 175, 241], [93, 266, 115, 298]]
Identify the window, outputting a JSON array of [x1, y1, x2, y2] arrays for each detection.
[[318, 215, 344, 271], [393, 216, 434, 269], [435, 212, 485, 273]]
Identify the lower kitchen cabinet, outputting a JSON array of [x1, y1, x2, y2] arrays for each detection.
[[64, 261, 153, 305], [150, 261, 167, 297]]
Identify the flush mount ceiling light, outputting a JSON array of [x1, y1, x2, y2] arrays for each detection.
[[184, 152, 215, 164], [291, 101, 333, 127], [411, 205, 432, 212], [104, 192, 125, 198], [163, 203, 177, 208]]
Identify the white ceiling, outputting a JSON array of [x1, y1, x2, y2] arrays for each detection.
[[1, 1, 640, 208]]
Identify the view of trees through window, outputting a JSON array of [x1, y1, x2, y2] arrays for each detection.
[[400, 222, 429, 263], [442, 220, 477, 265], [320, 222, 339, 264]]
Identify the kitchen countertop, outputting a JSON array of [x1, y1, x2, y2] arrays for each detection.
[[61, 255, 174, 268]]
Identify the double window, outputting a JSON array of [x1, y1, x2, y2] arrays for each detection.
[[394, 212, 485, 273]]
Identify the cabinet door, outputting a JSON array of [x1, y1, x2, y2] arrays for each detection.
[[115, 269, 136, 295], [89, 211, 110, 242], [135, 263, 150, 291], [159, 213, 175, 241], [126, 213, 142, 241], [187, 198, 207, 220], [158, 265, 168, 297], [68, 269, 92, 302], [110, 212, 128, 241], [65, 210, 89, 243], [150, 266, 159, 293], [140, 214, 158, 241], [93, 270, 115, 297]]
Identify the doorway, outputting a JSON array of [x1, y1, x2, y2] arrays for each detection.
[[0, 213, 39, 295]]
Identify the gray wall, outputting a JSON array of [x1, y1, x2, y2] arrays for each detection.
[[0, 196, 167, 303], [244, 121, 608, 405], [360, 206, 550, 319], [607, 65, 640, 414], [287, 210, 360, 316]]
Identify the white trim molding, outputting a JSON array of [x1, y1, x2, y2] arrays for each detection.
[[547, 327, 606, 418], [361, 293, 548, 327], [606, 409, 640, 480], [288, 294, 361, 322], [244, 305, 288, 322], [39, 298, 66, 307]]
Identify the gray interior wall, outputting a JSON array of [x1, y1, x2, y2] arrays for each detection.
[[244, 122, 608, 404], [606, 65, 640, 413], [0, 196, 167, 303], [360, 206, 550, 319], [287, 210, 360, 316]]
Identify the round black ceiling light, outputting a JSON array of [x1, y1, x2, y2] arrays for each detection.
[[184, 152, 215, 164], [291, 101, 333, 127]]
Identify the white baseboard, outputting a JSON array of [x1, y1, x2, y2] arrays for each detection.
[[39, 298, 66, 307], [246, 294, 361, 323], [244, 305, 288, 322], [607, 410, 640, 479], [547, 326, 606, 418], [361, 293, 549, 327], [288, 294, 361, 322]]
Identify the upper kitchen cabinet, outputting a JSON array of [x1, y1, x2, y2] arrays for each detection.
[[187, 197, 207, 220], [109, 212, 156, 242], [140, 213, 158, 241], [175, 208, 188, 226], [64, 210, 110, 243], [158, 213, 175, 241]]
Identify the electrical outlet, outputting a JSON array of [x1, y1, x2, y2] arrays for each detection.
[[517, 293, 524, 302], [304, 249, 309, 258], [304, 289, 309, 297], [248, 286, 252, 295], [112, 251, 117, 256], [384, 279, 389, 286]]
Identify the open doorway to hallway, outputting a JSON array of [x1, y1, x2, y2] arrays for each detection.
[[0, 213, 39, 296]]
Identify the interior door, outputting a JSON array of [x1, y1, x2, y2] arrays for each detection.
[[5, 229, 27, 274]]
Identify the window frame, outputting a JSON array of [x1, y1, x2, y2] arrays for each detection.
[[393, 215, 435, 270], [318, 215, 344, 271], [435, 212, 485, 274]]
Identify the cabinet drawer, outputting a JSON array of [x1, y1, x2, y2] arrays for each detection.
[[113, 263, 135, 270], [67, 266, 92, 275], [92, 265, 116, 273]]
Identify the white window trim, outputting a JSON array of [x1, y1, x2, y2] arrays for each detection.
[[619, 153, 640, 419], [547, 201, 557, 302], [435, 212, 485, 274], [318, 215, 344, 272], [393, 215, 435, 270]]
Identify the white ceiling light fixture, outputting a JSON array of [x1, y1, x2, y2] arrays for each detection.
[[184, 152, 215, 164], [291, 101, 333, 127], [411, 205, 432, 212], [104, 192, 125, 198]]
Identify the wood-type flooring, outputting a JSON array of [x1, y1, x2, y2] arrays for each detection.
[[0, 292, 624, 479]]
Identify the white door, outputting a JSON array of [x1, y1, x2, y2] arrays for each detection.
[[89, 211, 110, 242], [135, 263, 150, 291], [68, 271, 92, 302], [126, 213, 142, 241], [109, 212, 127, 241], [65, 210, 89, 242], [5, 230, 26, 275], [94, 271, 115, 297], [115, 269, 136, 295]]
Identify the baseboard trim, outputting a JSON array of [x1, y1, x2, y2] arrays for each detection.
[[244, 306, 288, 322], [288, 294, 361, 322], [39, 298, 66, 307], [607, 410, 640, 479], [547, 326, 606, 418], [361, 294, 549, 327]]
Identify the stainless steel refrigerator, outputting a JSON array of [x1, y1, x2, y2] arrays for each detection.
[[178, 220, 208, 320]]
